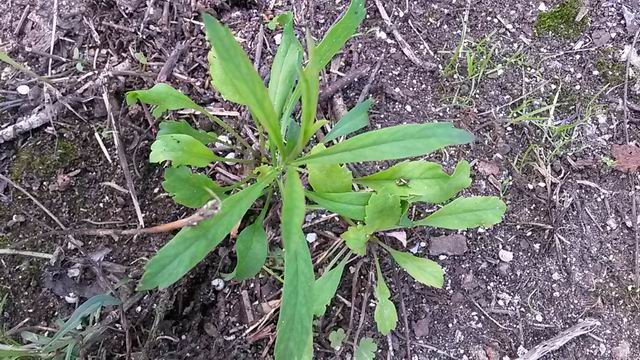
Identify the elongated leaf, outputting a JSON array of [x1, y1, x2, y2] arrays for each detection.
[[0, 344, 37, 357], [294, 123, 474, 165], [307, 144, 353, 193], [229, 217, 268, 281], [357, 160, 472, 203], [275, 168, 314, 360], [324, 99, 372, 143], [0, 50, 52, 85], [413, 196, 506, 230], [163, 166, 224, 208], [268, 12, 302, 118], [158, 120, 216, 145], [297, 66, 320, 152], [342, 224, 370, 256], [310, 0, 366, 70], [305, 191, 371, 220], [312, 256, 349, 317], [203, 14, 284, 153], [384, 245, 444, 288], [354, 337, 377, 360], [374, 258, 397, 335], [150, 134, 219, 167], [364, 192, 401, 232], [138, 173, 275, 290], [45, 294, 121, 351], [126, 83, 206, 118]]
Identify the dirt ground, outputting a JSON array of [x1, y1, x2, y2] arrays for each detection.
[[2, 0, 640, 359]]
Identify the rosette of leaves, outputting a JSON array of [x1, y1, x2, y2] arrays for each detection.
[[125, 1, 506, 358]]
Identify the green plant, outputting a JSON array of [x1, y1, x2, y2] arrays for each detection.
[[126, 1, 506, 358], [534, 0, 588, 39], [0, 294, 120, 359]]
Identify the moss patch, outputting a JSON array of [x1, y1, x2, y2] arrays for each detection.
[[596, 55, 625, 85], [535, 0, 588, 39], [10, 139, 78, 181]]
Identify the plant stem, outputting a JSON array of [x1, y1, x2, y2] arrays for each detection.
[[201, 110, 253, 151], [262, 265, 284, 284]]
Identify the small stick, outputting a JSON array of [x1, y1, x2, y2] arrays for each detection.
[[48, 0, 59, 77], [13, 5, 31, 36], [374, 0, 435, 70], [351, 268, 374, 356], [358, 54, 385, 103], [103, 92, 145, 227], [156, 41, 186, 82], [46, 199, 220, 237], [623, 29, 640, 287], [94, 131, 113, 163], [319, 65, 370, 103], [519, 318, 599, 360], [471, 298, 512, 331], [0, 249, 54, 259]]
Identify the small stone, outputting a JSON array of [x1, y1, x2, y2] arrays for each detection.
[[17, 85, 30, 95], [461, 272, 478, 290], [413, 317, 430, 337], [606, 218, 618, 230], [204, 322, 218, 337], [613, 341, 631, 360], [274, 33, 282, 45], [64, 293, 79, 304], [305, 232, 317, 243], [497, 263, 510, 277], [429, 234, 468, 256], [211, 278, 225, 291], [476, 160, 501, 177], [535, 313, 543, 322], [538, 3, 548, 11], [551, 272, 561, 281], [498, 249, 514, 263]]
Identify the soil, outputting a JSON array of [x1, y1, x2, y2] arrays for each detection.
[[2, 0, 640, 359]]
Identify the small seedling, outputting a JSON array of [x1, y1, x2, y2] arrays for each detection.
[[0, 294, 120, 359], [126, 1, 506, 358]]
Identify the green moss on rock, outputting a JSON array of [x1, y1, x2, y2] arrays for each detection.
[[535, 0, 588, 39]]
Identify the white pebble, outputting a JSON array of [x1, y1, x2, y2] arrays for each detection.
[[498, 249, 514, 263], [305, 232, 318, 243], [17, 85, 30, 95], [211, 278, 225, 291], [64, 293, 79, 304]]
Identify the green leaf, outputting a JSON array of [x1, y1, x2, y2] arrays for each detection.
[[229, 217, 268, 281], [163, 166, 224, 208], [0, 50, 51, 85], [134, 51, 148, 65], [138, 173, 275, 290], [126, 83, 206, 118], [294, 123, 474, 165], [328, 328, 346, 350], [312, 256, 348, 317], [203, 13, 284, 153], [150, 134, 219, 167], [275, 168, 315, 360], [297, 66, 320, 152], [44, 294, 121, 351], [307, 144, 353, 193], [0, 344, 36, 357], [268, 12, 302, 118], [374, 258, 398, 335], [324, 99, 372, 143], [357, 160, 472, 203], [305, 191, 371, 220], [383, 244, 444, 288], [364, 192, 401, 232], [413, 196, 506, 230], [310, 0, 366, 70], [158, 120, 216, 145], [354, 337, 377, 360], [342, 224, 370, 256]]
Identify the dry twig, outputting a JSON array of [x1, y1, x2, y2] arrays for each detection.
[[374, 0, 435, 70], [519, 318, 599, 360]]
